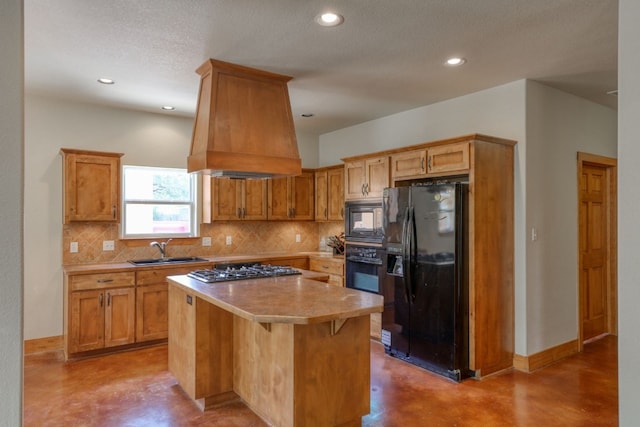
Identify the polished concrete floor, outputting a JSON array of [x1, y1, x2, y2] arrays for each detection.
[[24, 335, 617, 426]]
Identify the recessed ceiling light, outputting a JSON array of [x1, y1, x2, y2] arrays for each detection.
[[97, 78, 115, 84], [316, 12, 344, 27], [161, 105, 175, 111], [445, 57, 466, 67], [301, 113, 314, 118]]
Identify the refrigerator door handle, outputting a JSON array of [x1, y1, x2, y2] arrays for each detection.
[[407, 205, 416, 302], [401, 206, 411, 303]]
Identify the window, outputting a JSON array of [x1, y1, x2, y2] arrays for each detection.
[[122, 166, 197, 238]]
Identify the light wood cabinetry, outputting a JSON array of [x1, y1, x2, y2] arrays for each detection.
[[427, 141, 469, 174], [202, 177, 267, 222], [351, 133, 516, 377], [267, 170, 314, 220], [265, 256, 309, 270], [390, 142, 470, 181], [309, 256, 344, 286], [344, 156, 389, 200], [390, 149, 428, 180], [65, 272, 135, 355], [60, 148, 123, 223], [135, 266, 198, 342], [315, 166, 345, 221]]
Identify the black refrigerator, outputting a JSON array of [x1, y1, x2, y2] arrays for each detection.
[[381, 183, 471, 382]]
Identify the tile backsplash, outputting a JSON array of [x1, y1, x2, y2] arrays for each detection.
[[63, 221, 344, 265]]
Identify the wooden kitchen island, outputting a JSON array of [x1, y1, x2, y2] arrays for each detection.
[[167, 274, 383, 427]]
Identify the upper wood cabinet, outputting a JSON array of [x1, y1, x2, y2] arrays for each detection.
[[390, 149, 428, 180], [427, 142, 469, 174], [268, 170, 315, 220], [315, 166, 344, 221], [202, 177, 267, 222], [390, 143, 470, 181], [60, 148, 123, 224], [344, 156, 389, 200]]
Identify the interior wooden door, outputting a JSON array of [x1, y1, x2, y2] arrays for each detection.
[[578, 156, 616, 344]]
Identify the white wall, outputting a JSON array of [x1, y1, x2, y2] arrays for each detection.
[[319, 80, 531, 353], [618, 0, 640, 424], [23, 94, 319, 340], [0, 0, 24, 424], [525, 81, 617, 354], [318, 80, 618, 357], [24, 95, 194, 339]]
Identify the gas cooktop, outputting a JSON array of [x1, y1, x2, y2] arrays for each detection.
[[187, 263, 302, 283]]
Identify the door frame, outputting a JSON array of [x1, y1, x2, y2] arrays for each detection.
[[577, 152, 617, 352]]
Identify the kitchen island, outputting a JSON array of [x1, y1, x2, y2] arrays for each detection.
[[167, 273, 383, 427]]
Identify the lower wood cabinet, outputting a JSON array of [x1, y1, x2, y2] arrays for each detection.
[[267, 256, 309, 270], [309, 256, 344, 286], [68, 286, 135, 354], [135, 266, 201, 342]]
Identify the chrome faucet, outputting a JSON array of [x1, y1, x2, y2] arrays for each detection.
[[150, 239, 172, 259]]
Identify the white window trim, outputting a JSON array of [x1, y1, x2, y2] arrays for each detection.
[[121, 165, 199, 239]]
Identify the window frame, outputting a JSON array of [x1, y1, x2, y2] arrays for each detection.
[[121, 165, 198, 239]]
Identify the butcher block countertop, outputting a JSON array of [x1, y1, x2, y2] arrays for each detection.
[[168, 274, 382, 324]]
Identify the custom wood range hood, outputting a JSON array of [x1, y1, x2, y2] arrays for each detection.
[[187, 58, 302, 179]]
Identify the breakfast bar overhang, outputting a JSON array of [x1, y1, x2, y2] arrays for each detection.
[[167, 274, 383, 427]]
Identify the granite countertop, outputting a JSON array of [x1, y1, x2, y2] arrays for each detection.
[[168, 274, 383, 325], [63, 251, 342, 275]]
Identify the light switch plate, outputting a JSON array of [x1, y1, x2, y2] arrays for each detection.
[[202, 237, 212, 246], [103, 240, 115, 251], [226, 236, 232, 245], [295, 234, 301, 243], [70, 242, 78, 253]]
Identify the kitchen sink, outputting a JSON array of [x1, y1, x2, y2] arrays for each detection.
[[128, 256, 209, 266]]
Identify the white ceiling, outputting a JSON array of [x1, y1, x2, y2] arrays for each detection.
[[24, 0, 618, 136]]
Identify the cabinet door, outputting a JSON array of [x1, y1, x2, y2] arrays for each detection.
[[327, 167, 345, 221], [292, 172, 314, 220], [344, 161, 366, 200], [427, 142, 470, 174], [365, 156, 389, 199], [315, 170, 328, 221], [136, 283, 169, 342], [391, 149, 427, 180], [104, 287, 136, 348], [212, 178, 242, 220], [268, 176, 291, 220], [62, 151, 120, 223], [242, 179, 268, 220], [69, 290, 105, 353]]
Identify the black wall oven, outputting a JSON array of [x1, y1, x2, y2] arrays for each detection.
[[345, 243, 384, 294]]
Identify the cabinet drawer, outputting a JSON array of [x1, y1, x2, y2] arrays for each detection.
[[69, 272, 135, 291], [136, 266, 205, 286], [309, 258, 344, 276]]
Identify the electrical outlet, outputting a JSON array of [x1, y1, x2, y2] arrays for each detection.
[[103, 240, 115, 251], [70, 242, 78, 253], [202, 237, 212, 246], [295, 234, 301, 243], [226, 236, 232, 245]]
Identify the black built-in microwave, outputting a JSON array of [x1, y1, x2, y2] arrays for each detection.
[[344, 200, 384, 244]]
